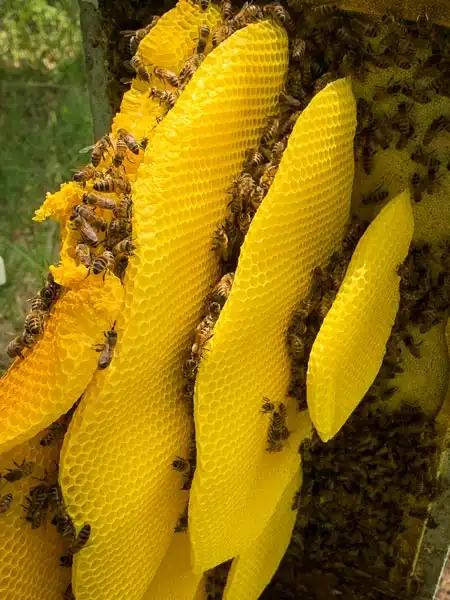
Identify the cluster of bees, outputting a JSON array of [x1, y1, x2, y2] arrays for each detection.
[[263, 399, 440, 600], [6, 273, 61, 360], [72, 128, 139, 281], [286, 219, 368, 413]]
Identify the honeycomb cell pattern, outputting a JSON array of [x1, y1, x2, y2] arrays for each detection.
[[307, 190, 414, 442], [112, 0, 222, 140], [224, 467, 301, 600], [190, 78, 356, 573], [142, 532, 203, 600], [60, 21, 288, 600], [0, 432, 70, 600], [0, 275, 123, 455]]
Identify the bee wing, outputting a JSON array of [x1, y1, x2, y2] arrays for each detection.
[[78, 144, 95, 154]]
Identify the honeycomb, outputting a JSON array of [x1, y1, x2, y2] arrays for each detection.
[[0, 432, 70, 599], [189, 77, 356, 573], [307, 190, 414, 442], [0, 275, 123, 455], [142, 533, 203, 600], [111, 0, 222, 140], [223, 466, 301, 600], [59, 21, 288, 600]]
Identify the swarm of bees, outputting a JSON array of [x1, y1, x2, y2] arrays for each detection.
[[263, 400, 440, 600]]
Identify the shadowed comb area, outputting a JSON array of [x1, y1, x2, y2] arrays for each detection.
[[224, 466, 301, 600], [143, 533, 204, 600], [59, 20, 288, 600], [190, 77, 355, 573], [307, 189, 414, 442]]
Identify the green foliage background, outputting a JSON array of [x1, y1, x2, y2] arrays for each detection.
[[0, 0, 92, 371]]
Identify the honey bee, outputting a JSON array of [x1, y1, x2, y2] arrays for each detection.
[[311, 2, 338, 17], [2, 459, 34, 483], [172, 457, 189, 472], [0, 493, 13, 514], [73, 205, 107, 231], [23, 483, 50, 529], [39, 272, 62, 307], [352, 16, 378, 38], [79, 135, 111, 167], [117, 128, 140, 155], [292, 38, 306, 61], [59, 555, 73, 568], [411, 172, 425, 203], [63, 584, 75, 600], [149, 87, 179, 110], [362, 144, 376, 175], [6, 333, 30, 359], [24, 310, 44, 336], [179, 55, 203, 89], [107, 219, 132, 249], [263, 4, 295, 31], [153, 66, 179, 88], [112, 136, 129, 169], [68, 523, 91, 555], [121, 18, 160, 54], [82, 192, 116, 210], [94, 176, 131, 195], [191, 321, 213, 355], [245, 149, 265, 170], [197, 24, 210, 54], [91, 251, 115, 278], [75, 243, 92, 269], [237, 212, 252, 235], [361, 184, 388, 206], [234, 2, 262, 26], [212, 225, 231, 262], [130, 55, 151, 82], [220, 0, 233, 20], [261, 398, 275, 413], [70, 214, 99, 247], [94, 324, 118, 370], [394, 102, 413, 136], [110, 239, 134, 260], [395, 55, 413, 70], [266, 402, 290, 452], [113, 197, 133, 220], [423, 116, 450, 145], [113, 255, 129, 281], [174, 505, 189, 533], [209, 272, 234, 305], [211, 23, 235, 47], [73, 164, 99, 185]]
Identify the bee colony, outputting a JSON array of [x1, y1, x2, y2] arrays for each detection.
[[1, 0, 450, 599]]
